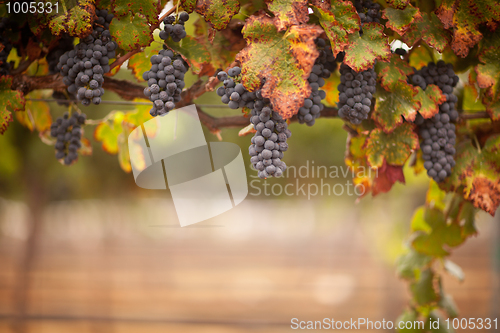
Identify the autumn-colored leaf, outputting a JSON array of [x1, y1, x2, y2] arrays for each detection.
[[343, 23, 391, 72], [436, 0, 500, 57], [94, 112, 125, 154], [441, 135, 500, 216], [0, 76, 26, 135], [179, 0, 197, 12], [48, 0, 96, 38], [383, 4, 421, 35], [386, 0, 410, 10], [414, 85, 447, 119], [196, 0, 240, 30], [112, 0, 160, 26], [366, 123, 419, 168], [311, 0, 360, 55], [375, 54, 414, 92], [166, 35, 212, 75], [109, 13, 153, 52], [409, 45, 434, 70], [267, 0, 308, 31], [372, 161, 406, 196], [372, 82, 420, 133], [403, 13, 451, 53], [236, 13, 322, 119], [127, 43, 163, 82]]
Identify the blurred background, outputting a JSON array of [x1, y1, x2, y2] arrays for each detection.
[[0, 9, 499, 333]]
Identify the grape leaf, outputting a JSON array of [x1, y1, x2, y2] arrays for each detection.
[[372, 81, 420, 132], [375, 54, 414, 92], [179, 0, 197, 12], [411, 207, 464, 256], [436, 0, 500, 57], [343, 23, 391, 72], [196, 0, 240, 30], [475, 47, 500, 91], [403, 13, 451, 53], [128, 43, 162, 82], [166, 35, 212, 75], [366, 123, 419, 168], [414, 85, 447, 119], [47, 0, 96, 38], [410, 268, 439, 306], [396, 249, 433, 280], [386, 0, 410, 10], [0, 77, 25, 135], [16, 95, 52, 133], [409, 45, 434, 70], [112, 0, 161, 26], [110, 13, 153, 52], [383, 4, 421, 35], [441, 135, 500, 216], [94, 112, 125, 154], [267, 0, 308, 31], [193, 17, 245, 75], [372, 161, 406, 196], [236, 13, 322, 119], [311, 0, 360, 55]]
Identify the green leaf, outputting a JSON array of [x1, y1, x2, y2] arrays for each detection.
[[411, 207, 465, 256], [376, 54, 414, 92], [366, 123, 419, 168], [110, 13, 153, 52], [436, 0, 500, 57], [312, 0, 360, 55], [403, 13, 451, 53], [48, 0, 96, 38], [127, 43, 163, 82], [414, 85, 447, 119], [166, 35, 212, 75], [267, 0, 308, 31], [236, 13, 322, 119], [396, 249, 433, 280], [383, 4, 421, 35], [372, 81, 420, 132], [195, 0, 240, 30], [112, 0, 160, 26], [410, 268, 439, 306], [0, 76, 25, 135], [441, 135, 500, 216], [344, 23, 391, 72]]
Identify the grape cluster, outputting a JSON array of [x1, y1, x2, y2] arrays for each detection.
[[412, 61, 459, 182], [249, 94, 291, 179], [216, 67, 259, 110], [0, 18, 12, 76], [143, 48, 189, 116], [297, 67, 327, 126], [159, 12, 189, 42], [50, 112, 86, 165], [56, 9, 117, 106], [353, 0, 381, 25], [337, 64, 376, 125], [47, 35, 74, 74]]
